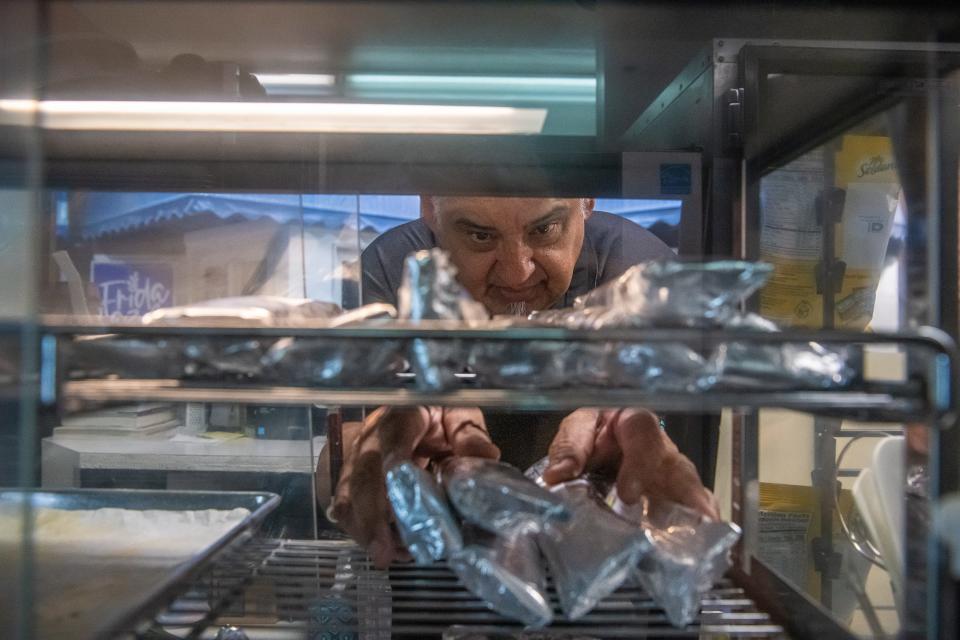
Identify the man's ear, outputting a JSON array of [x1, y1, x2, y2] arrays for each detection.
[[420, 196, 439, 233], [582, 198, 595, 219]]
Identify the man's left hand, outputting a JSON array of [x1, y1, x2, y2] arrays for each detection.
[[542, 408, 719, 520]]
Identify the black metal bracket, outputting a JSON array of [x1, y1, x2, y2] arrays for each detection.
[[724, 87, 745, 151], [811, 533, 844, 580], [815, 186, 846, 226]]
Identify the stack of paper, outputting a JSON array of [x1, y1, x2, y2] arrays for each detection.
[[54, 404, 178, 438]]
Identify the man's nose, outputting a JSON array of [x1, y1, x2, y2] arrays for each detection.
[[494, 241, 536, 286]]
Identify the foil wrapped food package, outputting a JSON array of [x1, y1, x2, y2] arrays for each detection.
[[574, 342, 713, 392], [67, 334, 276, 381], [537, 480, 651, 620], [468, 339, 574, 389], [397, 249, 488, 323], [612, 495, 741, 627], [68, 300, 400, 384], [385, 462, 463, 564], [256, 302, 404, 386], [442, 458, 570, 533], [710, 314, 856, 390], [448, 524, 553, 628], [567, 260, 774, 328], [470, 338, 710, 392], [712, 341, 855, 390], [260, 336, 405, 387], [65, 335, 193, 380], [397, 249, 487, 390]]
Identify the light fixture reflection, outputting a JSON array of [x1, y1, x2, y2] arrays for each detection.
[[347, 74, 597, 104], [0, 100, 547, 134], [252, 73, 337, 96]]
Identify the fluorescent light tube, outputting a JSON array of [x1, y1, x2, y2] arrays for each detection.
[[0, 100, 547, 134], [347, 74, 596, 103], [252, 73, 337, 87], [252, 73, 337, 96], [349, 74, 596, 89]]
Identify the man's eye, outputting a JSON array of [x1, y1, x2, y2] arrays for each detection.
[[533, 222, 560, 236], [469, 231, 494, 243]]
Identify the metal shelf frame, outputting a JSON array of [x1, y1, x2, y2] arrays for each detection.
[[44, 321, 956, 423], [145, 537, 787, 640]]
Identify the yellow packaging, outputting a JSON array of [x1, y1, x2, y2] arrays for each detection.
[[758, 136, 899, 329], [758, 482, 856, 601]]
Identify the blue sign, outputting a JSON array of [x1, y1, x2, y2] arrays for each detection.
[[91, 261, 174, 318], [660, 163, 692, 195]]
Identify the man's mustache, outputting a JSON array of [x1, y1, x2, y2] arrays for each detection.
[[506, 301, 528, 316]]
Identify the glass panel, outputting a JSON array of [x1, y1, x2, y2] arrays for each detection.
[[750, 80, 946, 636], [0, 0, 42, 638], [3, 1, 960, 638]]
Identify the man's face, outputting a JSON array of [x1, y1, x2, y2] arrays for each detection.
[[422, 196, 593, 314]]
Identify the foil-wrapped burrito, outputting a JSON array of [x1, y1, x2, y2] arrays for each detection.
[[67, 334, 275, 381], [442, 457, 570, 532], [385, 462, 463, 564], [575, 342, 712, 392], [260, 336, 405, 387], [470, 338, 709, 392], [64, 335, 199, 381], [448, 524, 553, 628], [613, 494, 741, 627], [537, 480, 651, 620], [397, 249, 487, 390], [398, 249, 488, 323], [66, 300, 399, 384], [710, 314, 855, 390], [534, 260, 774, 328], [259, 302, 403, 386], [468, 340, 575, 389]]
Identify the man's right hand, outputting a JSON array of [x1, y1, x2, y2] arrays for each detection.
[[330, 406, 499, 568]]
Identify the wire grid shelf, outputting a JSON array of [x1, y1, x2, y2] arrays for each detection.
[[142, 538, 786, 639]]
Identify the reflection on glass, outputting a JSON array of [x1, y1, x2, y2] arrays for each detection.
[[754, 112, 911, 637], [44, 192, 681, 316]]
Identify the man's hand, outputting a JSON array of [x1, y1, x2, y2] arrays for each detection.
[[330, 406, 499, 568], [543, 408, 719, 520]]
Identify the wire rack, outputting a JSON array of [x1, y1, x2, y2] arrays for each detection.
[[141, 538, 786, 639]]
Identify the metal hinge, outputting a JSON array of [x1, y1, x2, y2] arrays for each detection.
[[724, 87, 744, 151]]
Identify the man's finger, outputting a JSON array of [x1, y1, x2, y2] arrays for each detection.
[[331, 409, 389, 518], [348, 442, 403, 568], [658, 452, 720, 520], [543, 408, 601, 485], [442, 407, 500, 460], [336, 407, 433, 568], [377, 406, 434, 468], [610, 409, 670, 504], [612, 410, 718, 519], [317, 420, 364, 513]]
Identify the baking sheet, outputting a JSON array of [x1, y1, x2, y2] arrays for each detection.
[[0, 488, 279, 640]]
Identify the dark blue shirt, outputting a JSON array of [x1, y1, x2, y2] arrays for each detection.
[[360, 210, 674, 307]]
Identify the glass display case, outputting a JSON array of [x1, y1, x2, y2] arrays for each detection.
[[2, 2, 959, 639]]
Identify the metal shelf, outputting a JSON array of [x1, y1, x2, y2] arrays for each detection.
[[39, 316, 959, 346], [63, 378, 927, 422], [148, 538, 785, 639], [48, 321, 955, 423]]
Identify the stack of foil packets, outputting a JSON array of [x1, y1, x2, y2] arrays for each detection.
[[386, 456, 740, 629]]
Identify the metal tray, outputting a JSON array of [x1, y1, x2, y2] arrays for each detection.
[[0, 488, 280, 640]]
